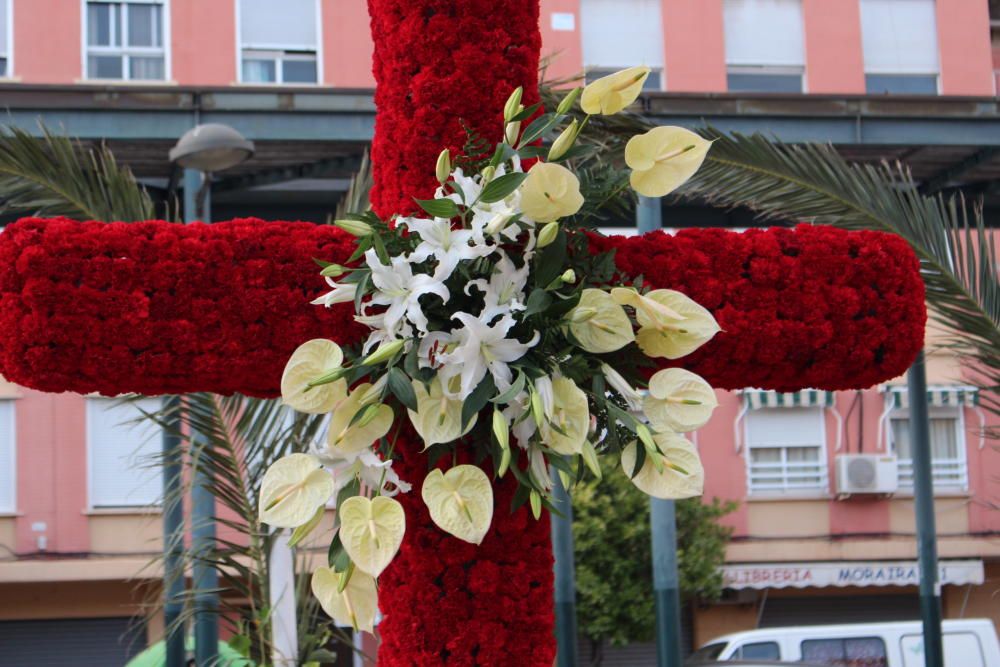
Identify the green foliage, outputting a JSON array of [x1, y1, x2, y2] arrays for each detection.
[[572, 466, 737, 648]]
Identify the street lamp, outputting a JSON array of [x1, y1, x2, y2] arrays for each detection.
[[164, 124, 253, 667]]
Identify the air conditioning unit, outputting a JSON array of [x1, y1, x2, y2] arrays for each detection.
[[835, 454, 899, 495]]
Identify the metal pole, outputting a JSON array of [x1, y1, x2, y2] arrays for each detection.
[[651, 499, 683, 667], [184, 167, 219, 665], [551, 467, 579, 667], [908, 350, 944, 667], [162, 395, 185, 667]]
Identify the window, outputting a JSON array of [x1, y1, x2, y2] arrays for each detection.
[[0, 400, 14, 512], [746, 407, 827, 494], [801, 637, 888, 667], [87, 397, 162, 508], [0, 0, 11, 78], [860, 0, 939, 94], [84, 1, 168, 81], [736, 641, 780, 659], [890, 408, 966, 490], [723, 0, 804, 92], [580, 0, 664, 91], [238, 0, 319, 84]]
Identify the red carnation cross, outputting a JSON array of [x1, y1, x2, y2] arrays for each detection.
[[0, 0, 925, 664]]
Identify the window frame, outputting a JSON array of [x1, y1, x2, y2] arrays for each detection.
[[0, 400, 15, 513], [800, 635, 888, 666], [889, 405, 968, 492], [859, 0, 940, 95], [85, 396, 163, 509], [744, 406, 829, 497], [81, 0, 171, 82], [235, 0, 323, 86], [722, 0, 806, 93], [0, 0, 13, 79]]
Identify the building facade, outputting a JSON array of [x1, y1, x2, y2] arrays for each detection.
[[0, 0, 998, 664]]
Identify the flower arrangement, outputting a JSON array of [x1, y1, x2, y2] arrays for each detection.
[[258, 68, 726, 630]]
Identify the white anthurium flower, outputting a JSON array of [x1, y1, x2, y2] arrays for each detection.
[[407, 375, 477, 447], [621, 432, 704, 499], [618, 288, 720, 359], [466, 252, 529, 321], [311, 566, 378, 633], [438, 312, 539, 398], [643, 368, 719, 433], [567, 289, 635, 354], [326, 384, 394, 456], [365, 249, 450, 334], [311, 277, 358, 308], [625, 126, 712, 198], [540, 376, 590, 455], [421, 465, 494, 544], [259, 453, 335, 528], [401, 216, 495, 278], [281, 339, 348, 415], [601, 363, 644, 412], [338, 495, 406, 578]]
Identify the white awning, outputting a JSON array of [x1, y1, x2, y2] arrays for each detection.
[[741, 389, 834, 409], [883, 385, 980, 409], [722, 560, 984, 590]]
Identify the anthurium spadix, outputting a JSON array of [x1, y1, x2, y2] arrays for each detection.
[[259, 453, 335, 529], [408, 376, 476, 447], [280, 339, 348, 415], [568, 289, 635, 353], [621, 433, 704, 499], [614, 288, 720, 359], [581, 65, 650, 116], [624, 126, 711, 198], [338, 495, 406, 578], [540, 376, 590, 455], [311, 566, 378, 633], [422, 465, 493, 545], [327, 384, 394, 456], [519, 162, 584, 223], [644, 368, 719, 432]]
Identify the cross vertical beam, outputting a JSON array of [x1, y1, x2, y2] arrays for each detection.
[[551, 466, 579, 667], [907, 351, 944, 667], [162, 395, 185, 667]]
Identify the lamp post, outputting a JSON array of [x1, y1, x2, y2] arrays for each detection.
[[167, 124, 253, 667]]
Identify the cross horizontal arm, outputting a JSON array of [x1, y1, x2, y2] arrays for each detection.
[[0, 217, 924, 397]]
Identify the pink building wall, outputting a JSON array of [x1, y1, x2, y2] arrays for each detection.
[[539, 0, 585, 85], [936, 0, 996, 95], [661, 0, 727, 92], [323, 0, 375, 88], [802, 0, 865, 94], [12, 0, 80, 84], [171, 0, 237, 85]]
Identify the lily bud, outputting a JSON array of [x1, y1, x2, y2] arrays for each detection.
[[581, 440, 602, 480], [288, 505, 326, 548], [536, 221, 559, 248], [498, 447, 511, 478], [529, 489, 542, 519], [547, 119, 580, 161], [361, 339, 405, 366], [504, 121, 521, 146], [335, 219, 373, 237], [556, 87, 582, 115], [504, 86, 524, 122], [492, 408, 509, 451], [530, 388, 545, 428], [435, 148, 451, 184], [485, 212, 513, 236], [320, 263, 348, 278], [561, 269, 576, 284], [356, 403, 384, 428], [481, 165, 496, 184]]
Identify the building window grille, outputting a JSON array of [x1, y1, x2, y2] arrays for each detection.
[[745, 406, 828, 494], [87, 397, 162, 508], [890, 409, 967, 490]]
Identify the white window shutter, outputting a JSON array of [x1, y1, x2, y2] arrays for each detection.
[[87, 397, 163, 508], [0, 401, 15, 512], [860, 0, 939, 74], [0, 0, 8, 56], [240, 0, 317, 49], [723, 0, 805, 67], [580, 0, 664, 69], [746, 407, 824, 447]]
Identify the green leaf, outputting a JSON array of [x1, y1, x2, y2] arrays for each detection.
[[353, 270, 371, 314], [491, 370, 526, 405], [523, 288, 553, 317], [461, 374, 497, 429], [518, 112, 563, 148], [415, 197, 460, 219], [509, 102, 542, 122], [478, 172, 528, 204], [534, 229, 568, 287], [228, 634, 251, 658], [388, 367, 419, 412], [517, 145, 549, 160]]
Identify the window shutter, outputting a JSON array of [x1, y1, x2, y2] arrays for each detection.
[[747, 407, 824, 447], [581, 0, 664, 69], [860, 0, 939, 74], [241, 0, 317, 49], [723, 0, 805, 67], [0, 0, 8, 56], [0, 401, 14, 512], [87, 397, 162, 507]]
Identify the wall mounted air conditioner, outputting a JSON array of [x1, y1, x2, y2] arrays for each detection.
[[835, 454, 899, 496]]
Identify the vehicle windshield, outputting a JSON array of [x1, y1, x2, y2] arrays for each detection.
[[688, 642, 726, 661]]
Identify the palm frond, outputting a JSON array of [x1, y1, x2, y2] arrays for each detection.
[[334, 149, 373, 220], [0, 123, 154, 222]]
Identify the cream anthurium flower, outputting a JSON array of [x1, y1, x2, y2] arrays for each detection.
[[438, 312, 539, 398], [365, 248, 450, 334], [326, 384, 394, 456], [568, 289, 635, 353], [621, 433, 704, 499], [281, 339, 348, 415], [259, 453, 335, 528], [625, 126, 711, 198], [421, 465, 493, 544], [580, 66, 650, 115], [540, 376, 590, 455], [643, 368, 719, 432], [338, 495, 406, 578], [407, 375, 477, 447], [519, 162, 585, 223], [311, 566, 378, 633], [621, 289, 720, 359]]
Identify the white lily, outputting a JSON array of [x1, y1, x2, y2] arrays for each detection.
[[312, 443, 411, 498], [311, 277, 358, 308], [401, 216, 494, 278], [465, 252, 529, 321], [365, 249, 450, 333], [502, 391, 538, 450], [438, 312, 539, 398], [601, 363, 644, 412]]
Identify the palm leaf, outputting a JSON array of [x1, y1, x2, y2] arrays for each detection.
[[333, 148, 373, 220]]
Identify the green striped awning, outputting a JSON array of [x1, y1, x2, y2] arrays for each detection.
[[885, 385, 979, 409], [742, 389, 834, 409]]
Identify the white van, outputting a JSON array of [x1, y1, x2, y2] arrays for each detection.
[[689, 619, 1000, 666]]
